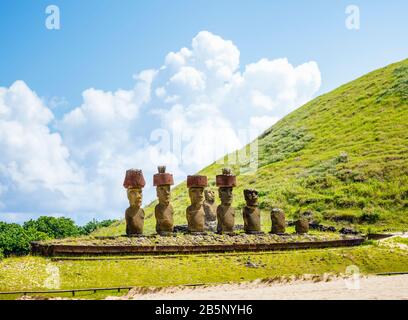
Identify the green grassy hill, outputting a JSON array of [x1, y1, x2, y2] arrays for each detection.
[[95, 58, 408, 236]]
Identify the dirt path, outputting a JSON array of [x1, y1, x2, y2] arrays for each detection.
[[112, 274, 408, 300]]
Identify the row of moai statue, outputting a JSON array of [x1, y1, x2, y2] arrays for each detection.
[[123, 167, 309, 236]]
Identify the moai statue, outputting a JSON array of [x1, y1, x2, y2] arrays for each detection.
[[242, 189, 262, 234], [123, 169, 146, 236], [271, 208, 286, 234], [295, 217, 309, 234], [203, 189, 217, 231], [153, 166, 174, 236], [186, 175, 208, 233], [216, 168, 236, 234]]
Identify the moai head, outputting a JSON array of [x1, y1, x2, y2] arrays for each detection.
[[219, 188, 233, 206], [153, 166, 174, 206], [244, 189, 259, 207], [127, 188, 143, 208], [187, 175, 208, 207], [216, 168, 236, 206], [204, 189, 215, 203], [123, 169, 146, 208]]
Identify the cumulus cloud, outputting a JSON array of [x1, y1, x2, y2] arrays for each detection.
[[0, 31, 321, 224], [0, 81, 83, 214]]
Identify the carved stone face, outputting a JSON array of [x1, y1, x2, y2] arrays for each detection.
[[204, 189, 215, 202], [157, 185, 171, 205], [244, 189, 258, 206], [127, 188, 142, 208], [219, 187, 233, 206], [189, 187, 204, 206]]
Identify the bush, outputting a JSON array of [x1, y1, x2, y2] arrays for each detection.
[[23, 216, 81, 239], [79, 219, 117, 235], [0, 216, 118, 256], [359, 209, 380, 224], [0, 222, 49, 256]]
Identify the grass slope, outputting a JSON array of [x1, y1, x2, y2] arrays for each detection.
[[1, 244, 408, 299], [95, 59, 408, 236]]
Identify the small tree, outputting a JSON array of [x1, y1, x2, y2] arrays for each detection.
[[23, 216, 81, 239], [0, 222, 49, 256], [79, 219, 117, 235]]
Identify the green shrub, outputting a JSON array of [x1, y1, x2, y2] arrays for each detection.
[[0, 217, 118, 256], [79, 219, 118, 235], [359, 209, 380, 224], [0, 222, 49, 256], [23, 216, 81, 239]]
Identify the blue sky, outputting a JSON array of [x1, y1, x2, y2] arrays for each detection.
[[0, 1, 407, 224], [1, 0, 407, 111]]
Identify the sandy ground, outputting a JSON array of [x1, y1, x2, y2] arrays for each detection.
[[111, 274, 408, 300]]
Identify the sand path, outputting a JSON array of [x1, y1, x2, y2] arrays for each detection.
[[113, 274, 408, 300]]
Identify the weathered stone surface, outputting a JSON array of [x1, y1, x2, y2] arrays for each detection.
[[295, 218, 309, 234], [217, 203, 235, 233], [187, 175, 208, 188], [123, 169, 146, 236], [153, 166, 174, 235], [186, 186, 206, 233], [154, 196, 174, 234], [123, 169, 146, 189], [215, 168, 237, 187], [243, 189, 261, 234], [125, 187, 145, 236], [271, 208, 286, 234], [216, 169, 236, 234], [173, 224, 189, 233], [203, 189, 217, 224], [153, 165, 174, 186], [204, 191, 217, 232]]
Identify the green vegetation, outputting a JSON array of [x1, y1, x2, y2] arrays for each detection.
[[391, 236, 408, 246], [1, 244, 408, 299], [0, 222, 49, 256], [0, 217, 117, 256], [23, 217, 82, 239], [96, 59, 408, 236]]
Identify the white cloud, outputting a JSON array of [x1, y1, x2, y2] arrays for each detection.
[[0, 81, 83, 216], [0, 31, 321, 224]]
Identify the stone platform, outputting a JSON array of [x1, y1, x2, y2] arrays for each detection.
[[31, 233, 365, 257]]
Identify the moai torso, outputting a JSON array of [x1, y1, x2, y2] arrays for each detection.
[[271, 208, 286, 234], [215, 169, 237, 234], [295, 218, 309, 234], [217, 205, 235, 233], [126, 207, 145, 235], [153, 169, 175, 235], [203, 201, 217, 223], [186, 205, 205, 233], [243, 206, 261, 233], [186, 177, 208, 234], [243, 189, 261, 234], [155, 203, 174, 234]]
